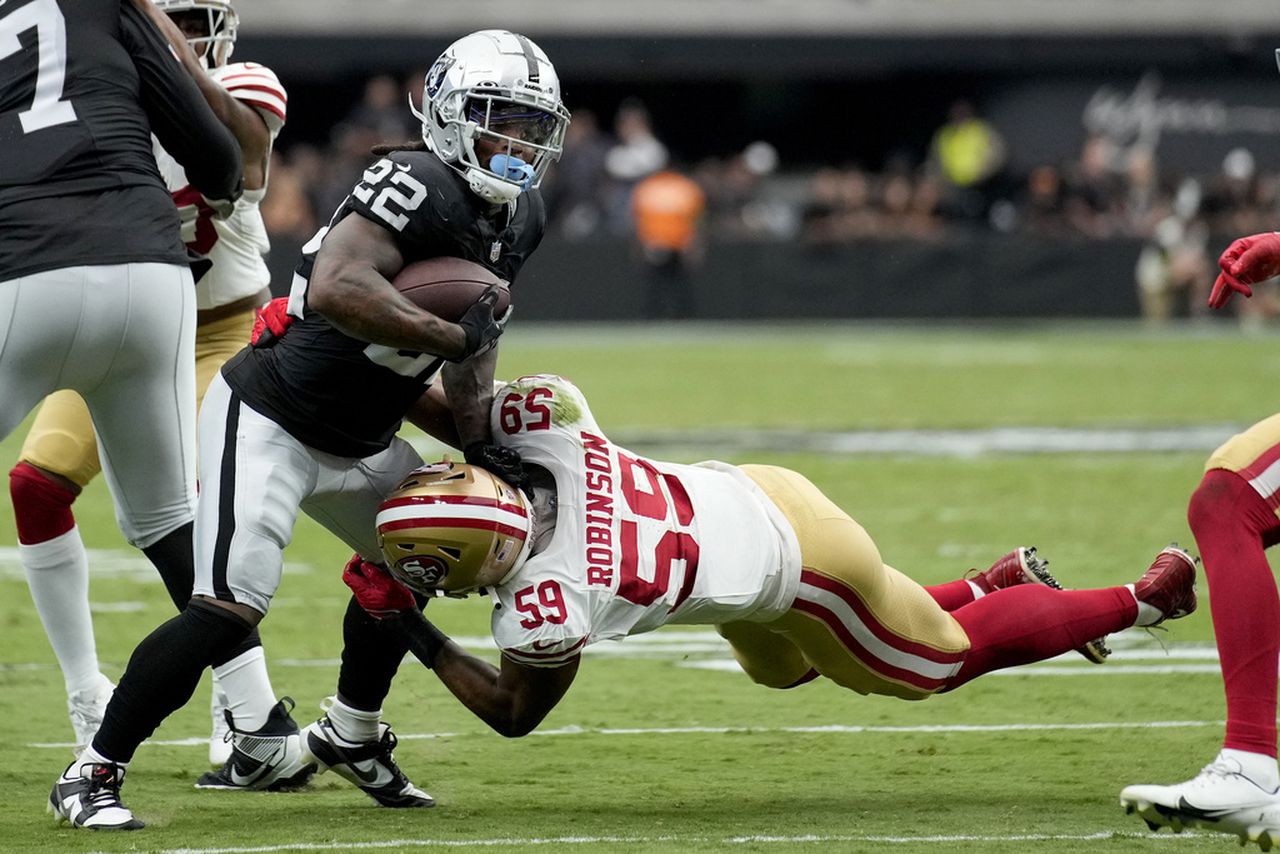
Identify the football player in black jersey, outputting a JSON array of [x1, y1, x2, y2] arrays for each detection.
[[0, 0, 242, 830], [51, 30, 570, 828]]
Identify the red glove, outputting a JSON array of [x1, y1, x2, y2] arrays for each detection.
[[342, 554, 416, 619], [251, 297, 295, 345], [1209, 232, 1280, 309]]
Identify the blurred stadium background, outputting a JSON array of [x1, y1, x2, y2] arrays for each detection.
[[233, 0, 1280, 322]]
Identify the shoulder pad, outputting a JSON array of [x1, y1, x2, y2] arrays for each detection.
[[212, 62, 287, 134]]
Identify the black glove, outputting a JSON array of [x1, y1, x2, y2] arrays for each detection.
[[452, 284, 508, 362], [464, 441, 529, 491]]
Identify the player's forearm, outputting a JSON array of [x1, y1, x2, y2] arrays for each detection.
[[442, 349, 498, 447], [126, 0, 269, 188], [309, 265, 467, 357], [389, 610, 533, 737], [120, 4, 241, 201]]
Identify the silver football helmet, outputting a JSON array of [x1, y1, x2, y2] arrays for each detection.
[[414, 30, 570, 204], [154, 0, 238, 69]]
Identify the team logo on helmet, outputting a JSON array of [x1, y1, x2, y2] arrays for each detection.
[[425, 56, 455, 100], [395, 555, 449, 589]]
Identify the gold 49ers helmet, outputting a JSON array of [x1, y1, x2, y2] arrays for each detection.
[[375, 462, 532, 595]]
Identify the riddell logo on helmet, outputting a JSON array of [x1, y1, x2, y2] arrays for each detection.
[[397, 556, 449, 588]]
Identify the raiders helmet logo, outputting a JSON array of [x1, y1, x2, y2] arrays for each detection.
[[396, 555, 449, 588], [425, 56, 456, 99]]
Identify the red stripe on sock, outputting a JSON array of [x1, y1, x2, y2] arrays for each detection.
[[9, 462, 77, 545]]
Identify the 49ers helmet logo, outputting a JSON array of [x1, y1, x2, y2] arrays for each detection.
[[394, 555, 449, 589]]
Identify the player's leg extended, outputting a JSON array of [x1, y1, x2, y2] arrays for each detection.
[[1198, 419, 1280, 761], [191, 373, 317, 791], [13, 391, 113, 749], [741, 464, 970, 700], [295, 436, 434, 808], [1120, 417, 1280, 848], [194, 309, 268, 766]]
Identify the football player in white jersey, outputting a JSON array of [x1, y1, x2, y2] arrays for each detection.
[[344, 374, 1199, 756], [10, 0, 287, 765]]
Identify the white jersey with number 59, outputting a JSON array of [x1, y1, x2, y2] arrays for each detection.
[[152, 61, 287, 311], [489, 375, 801, 668]]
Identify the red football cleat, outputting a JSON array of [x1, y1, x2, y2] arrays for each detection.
[[1132, 545, 1198, 627], [968, 547, 1111, 664]]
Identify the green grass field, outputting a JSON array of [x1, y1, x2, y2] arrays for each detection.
[[2, 322, 1277, 853]]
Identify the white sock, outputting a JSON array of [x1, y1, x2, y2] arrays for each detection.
[[77, 745, 119, 770], [966, 580, 986, 600], [21, 527, 100, 695], [1124, 583, 1162, 627], [326, 697, 381, 744], [1221, 748, 1280, 791], [212, 646, 276, 731]]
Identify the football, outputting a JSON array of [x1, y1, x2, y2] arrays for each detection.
[[391, 257, 511, 323]]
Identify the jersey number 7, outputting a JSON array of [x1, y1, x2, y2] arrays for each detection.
[[0, 0, 78, 134]]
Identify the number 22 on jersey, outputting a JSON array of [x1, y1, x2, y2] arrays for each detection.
[[0, 0, 78, 134]]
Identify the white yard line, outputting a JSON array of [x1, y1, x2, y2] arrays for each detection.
[[87, 830, 1212, 854], [31, 718, 1224, 750]]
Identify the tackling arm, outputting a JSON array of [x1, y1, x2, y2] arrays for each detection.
[[388, 608, 579, 737], [125, 0, 271, 190], [307, 215, 469, 358], [442, 345, 500, 449], [119, 2, 241, 204]]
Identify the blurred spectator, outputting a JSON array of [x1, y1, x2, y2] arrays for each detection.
[[605, 98, 669, 182], [546, 107, 612, 239], [1135, 198, 1211, 323], [259, 151, 317, 242], [603, 99, 669, 234], [929, 100, 1008, 220], [1064, 134, 1124, 237], [336, 74, 416, 147], [630, 168, 705, 319]]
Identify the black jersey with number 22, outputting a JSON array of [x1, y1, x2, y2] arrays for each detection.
[[222, 151, 546, 458]]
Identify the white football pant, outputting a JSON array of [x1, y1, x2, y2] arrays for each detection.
[[194, 373, 424, 615], [0, 263, 197, 547]]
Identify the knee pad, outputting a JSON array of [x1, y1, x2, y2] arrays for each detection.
[[9, 461, 77, 544]]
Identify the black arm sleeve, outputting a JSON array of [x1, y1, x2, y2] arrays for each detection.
[[118, 3, 242, 202]]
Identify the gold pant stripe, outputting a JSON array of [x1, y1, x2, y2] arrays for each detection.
[[722, 464, 970, 701]]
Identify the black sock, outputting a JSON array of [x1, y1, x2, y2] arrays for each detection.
[[212, 626, 263, 668], [141, 522, 195, 611], [336, 595, 408, 712], [91, 599, 251, 763], [141, 522, 263, 666]]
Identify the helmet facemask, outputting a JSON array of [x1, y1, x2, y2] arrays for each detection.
[[414, 30, 570, 204], [155, 0, 238, 69]]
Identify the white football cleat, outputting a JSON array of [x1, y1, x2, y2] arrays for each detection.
[[67, 673, 114, 754], [1121, 755, 1280, 842], [301, 714, 434, 808], [209, 682, 232, 766], [49, 760, 143, 830]]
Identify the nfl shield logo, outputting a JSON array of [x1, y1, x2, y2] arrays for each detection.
[[490, 241, 502, 263]]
